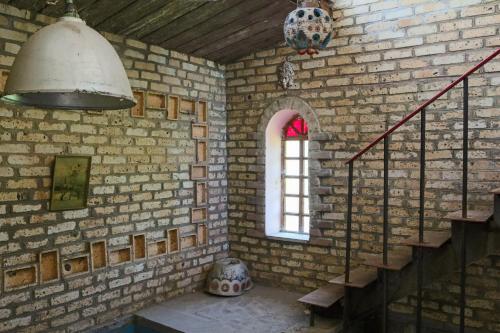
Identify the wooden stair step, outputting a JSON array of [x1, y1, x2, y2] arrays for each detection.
[[445, 210, 492, 224], [491, 188, 500, 195], [298, 284, 344, 308], [364, 252, 413, 271], [400, 231, 451, 248], [329, 267, 378, 288]]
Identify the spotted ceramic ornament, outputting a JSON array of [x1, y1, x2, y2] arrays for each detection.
[[284, 1, 334, 55]]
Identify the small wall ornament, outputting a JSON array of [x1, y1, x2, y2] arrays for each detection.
[[278, 57, 295, 90], [284, 0, 334, 55]]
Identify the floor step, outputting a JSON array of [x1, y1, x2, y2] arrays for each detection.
[[298, 284, 344, 308], [364, 252, 413, 271], [400, 231, 451, 248], [445, 210, 493, 224], [329, 267, 377, 288]]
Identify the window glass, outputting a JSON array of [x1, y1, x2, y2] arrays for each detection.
[[303, 160, 308, 176], [285, 141, 300, 158], [304, 141, 309, 158], [285, 215, 299, 232], [303, 198, 309, 215], [285, 159, 300, 176], [285, 196, 300, 214], [304, 179, 309, 196], [285, 178, 300, 195]]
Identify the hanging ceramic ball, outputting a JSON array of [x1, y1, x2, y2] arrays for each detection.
[[284, 0, 334, 55]]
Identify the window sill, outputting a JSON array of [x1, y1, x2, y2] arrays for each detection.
[[267, 232, 310, 243]]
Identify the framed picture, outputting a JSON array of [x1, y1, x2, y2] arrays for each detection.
[[50, 156, 91, 211]]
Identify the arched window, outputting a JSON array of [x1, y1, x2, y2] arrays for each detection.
[[282, 116, 309, 234], [265, 110, 310, 241]]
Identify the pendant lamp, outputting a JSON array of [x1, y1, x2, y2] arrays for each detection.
[[284, 0, 334, 55], [1, 0, 136, 110]]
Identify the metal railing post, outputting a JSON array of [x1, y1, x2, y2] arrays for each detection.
[[462, 77, 469, 219], [383, 137, 389, 266], [459, 76, 469, 333], [416, 108, 426, 333], [345, 161, 354, 283], [343, 161, 354, 332], [382, 136, 390, 333]]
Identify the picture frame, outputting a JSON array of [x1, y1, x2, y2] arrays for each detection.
[[50, 156, 91, 211]]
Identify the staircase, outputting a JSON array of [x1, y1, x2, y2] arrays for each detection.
[[298, 48, 500, 333]]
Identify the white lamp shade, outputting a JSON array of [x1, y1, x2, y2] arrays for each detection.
[[2, 16, 135, 110]]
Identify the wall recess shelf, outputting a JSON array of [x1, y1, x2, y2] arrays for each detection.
[[132, 234, 147, 260], [191, 207, 208, 223], [147, 92, 167, 110], [181, 98, 196, 114], [63, 255, 90, 277], [168, 229, 180, 253], [196, 182, 208, 206], [131, 90, 145, 118], [167, 95, 180, 120], [192, 123, 208, 139], [90, 241, 107, 271], [198, 224, 208, 246], [109, 247, 132, 266], [40, 250, 60, 283], [4, 265, 38, 290], [148, 239, 167, 258], [196, 140, 208, 163], [181, 234, 197, 250], [197, 100, 208, 123], [191, 164, 208, 180]]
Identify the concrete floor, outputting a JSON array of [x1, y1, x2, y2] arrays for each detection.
[[135, 284, 341, 333]]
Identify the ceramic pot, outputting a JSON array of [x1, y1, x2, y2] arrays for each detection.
[[206, 258, 252, 296]]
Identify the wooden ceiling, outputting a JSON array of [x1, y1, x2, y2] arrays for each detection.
[[2, 0, 295, 63]]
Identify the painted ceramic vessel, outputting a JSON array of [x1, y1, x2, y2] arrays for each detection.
[[206, 258, 252, 296], [284, 1, 333, 55]]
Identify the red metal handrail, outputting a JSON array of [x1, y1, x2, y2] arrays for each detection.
[[346, 48, 500, 164]]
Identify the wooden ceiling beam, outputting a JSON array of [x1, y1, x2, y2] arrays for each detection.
[[179, 0, 292, 55], [141, 0, 243, 46], [95, 0, 170, 33], [159, 0, 271, 51], [192, 9, 286, 60], [118, 0, 206, 38], [79, 0, 136, 27], [40, 0, 99, 18], [211, 30, 284, 64], [9, 0, 46, 13]]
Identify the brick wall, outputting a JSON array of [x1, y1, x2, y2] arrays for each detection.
[[226, 0, 500, 331], [0, 4, 228, 332]]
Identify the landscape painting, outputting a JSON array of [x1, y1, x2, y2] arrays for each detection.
[[50, 156, 91, 211]]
